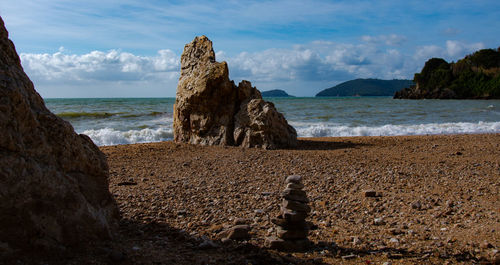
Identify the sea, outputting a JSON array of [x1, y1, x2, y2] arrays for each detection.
[[44, 97, 500, 146]]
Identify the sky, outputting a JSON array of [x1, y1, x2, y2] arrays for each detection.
[[1, 0, 499, 98]]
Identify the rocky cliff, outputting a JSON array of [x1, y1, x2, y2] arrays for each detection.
[[0, 17, 118, 252], [173, 36, 296, 149], [394, 49, 500, 99]]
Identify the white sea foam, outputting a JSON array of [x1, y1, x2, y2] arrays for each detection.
[[292, 121, 500, 137], [82, 127, 173, 146], [83, 121, 500, 146]]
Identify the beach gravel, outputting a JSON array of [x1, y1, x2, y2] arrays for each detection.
[[10, 134, 500, 264]]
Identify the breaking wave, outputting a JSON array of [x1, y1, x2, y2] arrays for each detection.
[[82, 121, 500, 146], [292, 121, 500, 137], [82, 127, 173, 146]]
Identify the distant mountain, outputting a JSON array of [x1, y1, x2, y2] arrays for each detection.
[[261, 89, 294, 97], [394, 48, 500, 99], [316, 79, 414, 97]]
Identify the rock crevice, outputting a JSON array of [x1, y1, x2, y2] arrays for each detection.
[[173, 36, 297, 149]]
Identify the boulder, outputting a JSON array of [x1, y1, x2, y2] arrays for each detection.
[[0, 17, 119, 251], [233, 97, 297, 149], [217, 224, 251, 240], [173, 36, 297, 149]]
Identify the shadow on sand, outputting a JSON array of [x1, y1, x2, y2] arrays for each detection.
[[10, 214, 477, 264], [289, 139, 370, 151], [9, 218, 325, 265]]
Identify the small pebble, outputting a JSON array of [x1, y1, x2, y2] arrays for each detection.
[[341, 254, 357, 260], [364, 190, 377, 197], [373, 217, 385, 225], [481, 241, 494, 249], [285, 175, 302, 184], [254, 209, 264, 214], [411, 201, 422, 210]]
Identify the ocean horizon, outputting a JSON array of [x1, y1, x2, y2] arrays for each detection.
[[44, 96, 500, 146]]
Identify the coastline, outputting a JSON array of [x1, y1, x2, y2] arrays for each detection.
[[45, 97, 500, 146], [88, 133, 500, 264]]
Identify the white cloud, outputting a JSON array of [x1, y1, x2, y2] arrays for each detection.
[[414, 45, 444, 61], [18, 39, 488, 97], [226, 47, 330, 82], [20, 49, 180, 84], [445, 40, 484, 58], [225, 40, 417, 84], [414, 40, 485, 61]]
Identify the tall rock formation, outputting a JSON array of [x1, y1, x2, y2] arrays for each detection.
[[173, 36, 297, 149], [0, 17, 119, 252]]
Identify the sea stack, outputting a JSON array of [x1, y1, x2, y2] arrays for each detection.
[[0, 16, 119, 252], [173, 36, 297, 149], [266, 175, 311, 251]]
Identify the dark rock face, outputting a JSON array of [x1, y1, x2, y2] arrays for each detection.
[[173, 36, 296, 149], [0, 17, 119, 252], [393, 86, 458, 99]]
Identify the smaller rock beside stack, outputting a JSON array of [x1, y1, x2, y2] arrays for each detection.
[[218, 218, 251, 241], [265, 175, 312, 251]]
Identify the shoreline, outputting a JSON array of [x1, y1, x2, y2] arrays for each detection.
[[97, 132, 500, 147], [87, 133, 500, 264], [46, 97, 500, 147]]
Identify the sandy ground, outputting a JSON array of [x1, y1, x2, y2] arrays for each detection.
[[10, 134, 500, 264]]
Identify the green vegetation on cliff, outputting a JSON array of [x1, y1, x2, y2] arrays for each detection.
[[394, 48, 500, 99], [316, 79, 413, 97]]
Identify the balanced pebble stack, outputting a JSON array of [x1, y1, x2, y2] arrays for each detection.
[[266, 175, 311, 251]]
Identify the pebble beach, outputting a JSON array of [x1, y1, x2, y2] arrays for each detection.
[[23, 133, 497, 264]]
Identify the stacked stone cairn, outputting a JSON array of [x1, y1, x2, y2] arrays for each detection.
[[265, 175, 311, 251]]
